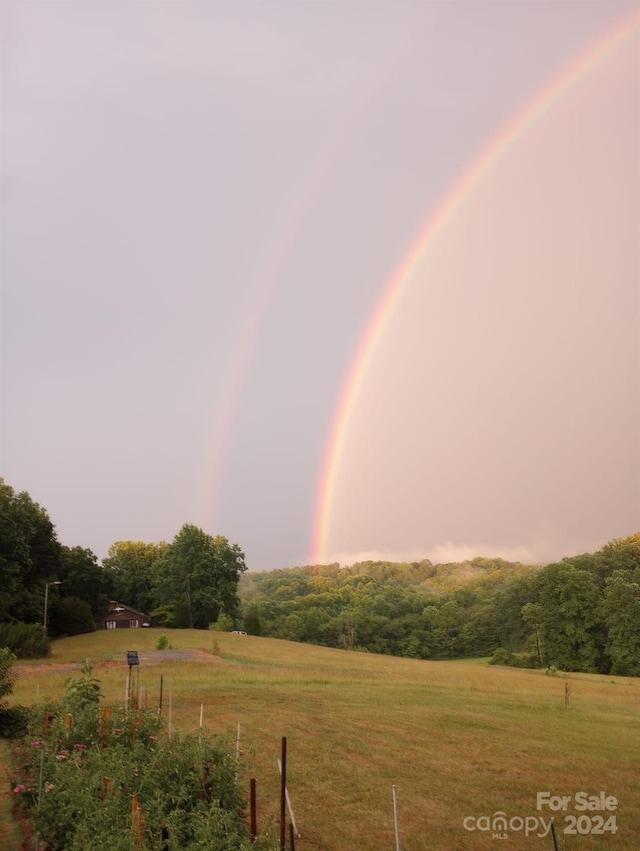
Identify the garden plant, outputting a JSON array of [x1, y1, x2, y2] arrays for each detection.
[[8, 662, 276, 851]]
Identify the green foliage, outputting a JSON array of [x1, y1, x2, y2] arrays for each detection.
[[0, 648, 17, 708], [0, 623, 50, 659], [153, 525, 247, 629], [103, 540, 167, 616], [238, 534, 640, 674], [150, 605, 176, 627], [211, 613, 234, 632], [50, 596, 96, 638], [536, 562, 603, 672], [156, 634, 169, 650], [241, 564, 507, 660], [488, 647, 536, 668], [0, 648, 28, 738], [62, 660, 102, 713], [602, 571, 640, 676], [488, 647, 512, 666], [0, 704, 29, 738], [57, 546, 110, 620], [0, 479, 106, 645], [9, 675, 274, 851], [243, 607, 261, 635], [0, 478, 61, 624]]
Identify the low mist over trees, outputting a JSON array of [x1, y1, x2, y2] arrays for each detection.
[[238, 535, 640, 675]]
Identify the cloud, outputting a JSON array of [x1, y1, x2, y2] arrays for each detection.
[[323, 544, 538, 568], [323, 531, 613, 569]]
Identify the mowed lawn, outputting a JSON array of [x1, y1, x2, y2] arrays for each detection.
[[5, 629, 640, 850]]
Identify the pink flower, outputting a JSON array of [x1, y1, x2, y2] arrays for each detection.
[[45, 783, 55, 793], [73, 743, 87, 751], [13, 784, 25, 794], [56, 751, 68, 761], [30, 741, 43, 748]]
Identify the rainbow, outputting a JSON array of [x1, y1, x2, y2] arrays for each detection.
[[311, 8, 640, 565], [199, 36, 412, 533]]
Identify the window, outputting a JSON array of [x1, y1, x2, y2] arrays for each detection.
[[129, 619, 139, 628], [106, 621, 116, 630]]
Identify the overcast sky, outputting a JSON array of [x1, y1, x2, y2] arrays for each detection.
[[1, 1, 638, 571]]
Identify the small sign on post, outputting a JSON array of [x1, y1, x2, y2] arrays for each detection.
[[126, 652, 140, 710]]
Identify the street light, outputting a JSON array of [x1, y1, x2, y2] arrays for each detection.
[[43, 581, 61, 631]]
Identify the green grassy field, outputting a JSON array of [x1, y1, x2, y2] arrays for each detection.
[[4, 629, 640, 850]]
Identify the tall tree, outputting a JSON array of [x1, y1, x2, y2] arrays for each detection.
[[0, 478, 61, 623], [602, 571, 640, 676], [103, 540, 167, 614], [153, 525, 247, 629], [521, 602, 545, 667], [58, 546, 110, 617], [536, 563, 603, 672]]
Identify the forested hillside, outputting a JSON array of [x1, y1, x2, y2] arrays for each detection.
[[238, 535, 640, 675], [2, 476, 639, 675]]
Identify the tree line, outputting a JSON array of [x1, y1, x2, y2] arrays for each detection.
[[2, 476, 639, 674], [0, 478, 246, 647], [238, 535, 640, 676]]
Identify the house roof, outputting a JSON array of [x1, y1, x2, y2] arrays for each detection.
[[97, 602, 151, 621]]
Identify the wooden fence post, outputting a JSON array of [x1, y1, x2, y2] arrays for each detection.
[[131, 795, 144, 847], [250, 777, 257, 843], [280, 737, 287, 851]]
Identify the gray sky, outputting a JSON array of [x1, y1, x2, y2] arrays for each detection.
[[1, 1, 638, 571]]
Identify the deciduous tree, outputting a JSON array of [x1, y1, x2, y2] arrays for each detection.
[[0, 478, 61, 624], [153, 525, 246, 629], [103, 540, 167, 614]]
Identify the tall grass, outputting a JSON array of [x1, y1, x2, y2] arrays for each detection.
[[6, 630, 640, 850]]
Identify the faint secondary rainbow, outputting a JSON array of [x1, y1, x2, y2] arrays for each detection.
[[198, 30, 414, 534], [311, 8, 640, 565]]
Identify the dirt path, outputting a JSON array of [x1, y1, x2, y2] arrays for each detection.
[[13, 647, 225, 677]]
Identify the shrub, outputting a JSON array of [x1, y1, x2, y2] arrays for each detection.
[[489, 648, 537, 669], [150, 605, 175, 627], [0, 624, 49, 658], [210, 613, 234, 633], [0, 647, 17, 708], [0, 648, 28, 737], [62, 660, 102, 714], [0, 705, 29, 738], [156, 634, 169, 651], [488, 647, 512, 666], [50, 597, 96, 637]]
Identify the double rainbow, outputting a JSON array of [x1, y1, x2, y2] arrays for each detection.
[[311, 8, 640, 565]]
